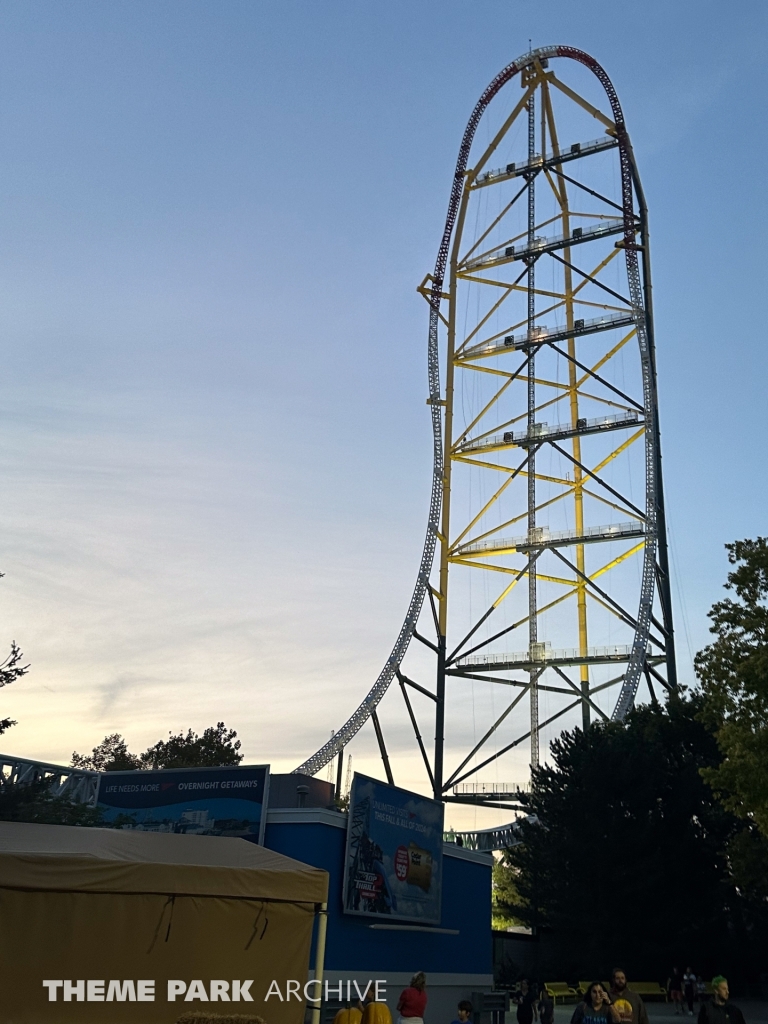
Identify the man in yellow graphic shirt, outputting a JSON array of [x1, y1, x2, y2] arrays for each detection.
[[609, 969, 649, 1024]]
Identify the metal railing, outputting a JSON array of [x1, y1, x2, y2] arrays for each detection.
[[459, 644, 633, 667], [474, 135, 619, 187], [457, 520, 644, 557], [461, 310, 637, 360], [458, 411, 640, 453], [462, 218, 625, 273], [453, 781, 530, 794]]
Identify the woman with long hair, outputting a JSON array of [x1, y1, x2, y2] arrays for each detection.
[[571, 983, 620, 1024], [397, 973, 427, 1024]]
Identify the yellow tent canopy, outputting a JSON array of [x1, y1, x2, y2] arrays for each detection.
[[0, 821, 329, 1024]]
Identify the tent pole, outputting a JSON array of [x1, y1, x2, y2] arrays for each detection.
[[310, 902, 328, 1024]]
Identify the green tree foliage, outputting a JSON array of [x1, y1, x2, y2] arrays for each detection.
[[492, 857, 525, 931], [696, 537, 768, 833], [0, 641, 30, 736], [71, 722, 243, 771], [725, 827, 768, 904], [497, 695, 762, 978], [0, 780, 103, 826], [140, 722, 242, 769], [71, 733, 141, 771], [1, 723, 244, 827]]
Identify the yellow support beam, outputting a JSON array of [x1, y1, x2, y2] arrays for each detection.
[[430, 58, 654, 778]]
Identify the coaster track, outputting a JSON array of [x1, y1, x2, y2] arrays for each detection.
[[295, 45, 675, 782]]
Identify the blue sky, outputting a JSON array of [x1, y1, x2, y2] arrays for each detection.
[[0, 1, 766, 829]]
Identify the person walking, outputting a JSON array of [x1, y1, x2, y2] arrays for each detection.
[[668, 970, 684, 1016], [514, 980, 537, 1024], [538, 986, 554, 1024], [397, 974, 428, 1024], [570, 983, 619, 1024], [697, 977, 745, 1024], [683, 968, 697, 1017], [609, 969, 650, 1024]]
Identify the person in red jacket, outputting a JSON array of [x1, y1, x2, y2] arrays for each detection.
[[397, 973, 428, 1024]]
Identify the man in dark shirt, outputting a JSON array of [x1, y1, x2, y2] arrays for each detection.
[[609, 969, 649, 1024], [698, 977, 745, 1024]]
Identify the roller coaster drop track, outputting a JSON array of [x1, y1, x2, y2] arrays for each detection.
[[295, 46, 676, 796]]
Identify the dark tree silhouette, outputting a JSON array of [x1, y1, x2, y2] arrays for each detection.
[[696, 537, 768, 832], [0, 640, 30, 736], [71, 733, 141, 772], [496, 694, 768, 980], [139, 722, 242, 769], [71, 722, 243, 771]]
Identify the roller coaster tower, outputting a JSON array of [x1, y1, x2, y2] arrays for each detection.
[[296, 46, 676, 812]]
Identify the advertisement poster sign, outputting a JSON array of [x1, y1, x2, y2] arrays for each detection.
[[96, 765, 270, 843], [342, 773, 444, 924]]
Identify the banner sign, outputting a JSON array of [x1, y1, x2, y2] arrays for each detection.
[[96, 765, 270, 844], [342, 773, 444, 924]]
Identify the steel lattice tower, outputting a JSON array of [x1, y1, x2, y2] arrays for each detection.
[[296, 46, 676, 812]]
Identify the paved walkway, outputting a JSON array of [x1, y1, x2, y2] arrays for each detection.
[[553, 1004, 768, 1024]]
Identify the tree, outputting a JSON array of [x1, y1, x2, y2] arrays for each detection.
[[72, 722, 243, 772], [139, 722, 242, 769], [696, 537, 768, 833], [498, 694, 758, 978], [2, 722, 245, 829], [725, 827, 768, 904], [492, 857, 524, 931], [71, 734, 141, 772], [0, 780, 103, 826], [0, 641, 29, 736]]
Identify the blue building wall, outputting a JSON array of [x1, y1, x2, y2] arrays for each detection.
[[263, 811, 492, 975]]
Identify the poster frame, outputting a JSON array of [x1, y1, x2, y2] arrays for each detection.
[[341, 771, 444, 926], [94, 763, 271, 845]]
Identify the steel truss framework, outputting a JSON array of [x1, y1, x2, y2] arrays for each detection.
[[447, 816, 533, 853], [296, 46, 676, 804], [0, 753, 99, 805]]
